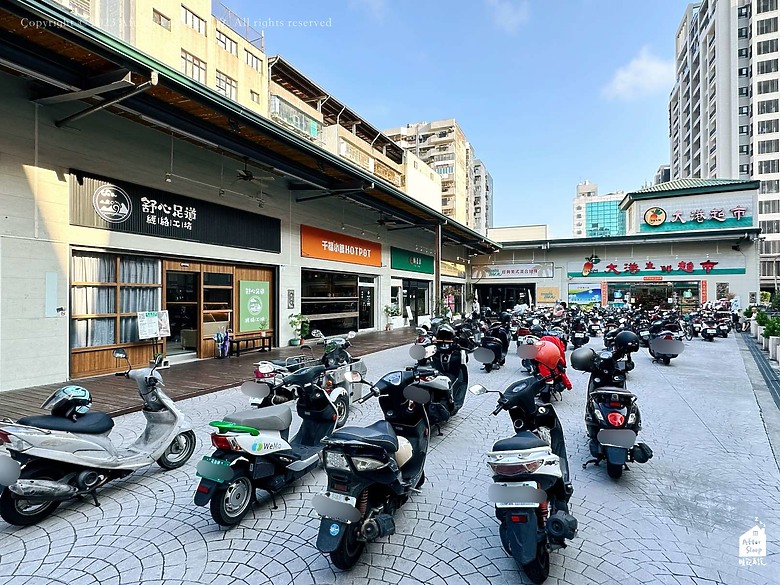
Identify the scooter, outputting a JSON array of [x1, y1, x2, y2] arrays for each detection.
[[194, 365, 338, 526], [252, 330, 366, 428], [648, 324, 685, 365], [469, 365, 577, 583], [474, 321, 509, 372], [570, 346, 653, 479], [313, 368, 432, 569], [0, 350, 196, 526]]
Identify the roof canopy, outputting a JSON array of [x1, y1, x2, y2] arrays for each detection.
[[619, 178, 760, 210]]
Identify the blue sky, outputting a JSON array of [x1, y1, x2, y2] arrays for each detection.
[[223, 0, 693, 238]]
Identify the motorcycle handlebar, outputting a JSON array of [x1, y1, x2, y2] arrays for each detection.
[[492, 403, 504, 416]]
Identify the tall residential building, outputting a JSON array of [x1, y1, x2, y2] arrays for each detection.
[[669, 0, 779, 288], [385, 120, 479, 231], [572, 181, 626, 238], [655, 164, 672, 185], [473, 159, 494, 234]]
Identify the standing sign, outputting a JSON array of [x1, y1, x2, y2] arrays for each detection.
[[137, 310, 170, 339], [239, 281, 270, 332]]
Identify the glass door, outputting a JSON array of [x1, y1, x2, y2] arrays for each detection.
[[359, 278, 375, 330], [165, 271, 199, 354]]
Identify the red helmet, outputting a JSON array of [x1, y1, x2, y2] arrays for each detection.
[[535, 340, 562, 370]]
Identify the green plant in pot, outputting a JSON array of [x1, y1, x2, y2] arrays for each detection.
[[288, 313, 310, 345], [763, 318, 780, 338], [756, 311, 770, 327]]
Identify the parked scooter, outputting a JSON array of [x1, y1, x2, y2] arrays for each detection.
[[474, 319, 510, 372], [313, 368, 432, 569], [252, 330, 366, 427], [571, 334, 653, 480], [0, 350, 196, 526], [469, 360, 577, 583], [648, 320, 685, 365], [569, 316, 590, 349], [416, 325, 469, 433], [194, 366, 338, 526]]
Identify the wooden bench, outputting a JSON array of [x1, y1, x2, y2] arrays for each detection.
[[229, 332, 273, 357]]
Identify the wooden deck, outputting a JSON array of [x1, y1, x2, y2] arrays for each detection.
[[0, 327, 416, 420]]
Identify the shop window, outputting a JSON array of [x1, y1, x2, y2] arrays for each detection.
[[71, 252, 161, 348], [203, 272, 233, 325]]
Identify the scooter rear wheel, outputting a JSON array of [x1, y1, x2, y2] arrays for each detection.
[[522, 541, 551, 584], [607, 463, 623, 479], [485, 363, 493, 372], [157, 430, 197, 470], [330, 523, 365, 569], [210, 471, 254, 527], [0, 463, 63, 526]]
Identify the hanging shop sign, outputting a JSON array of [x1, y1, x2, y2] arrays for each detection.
[[471, 262, 554, 279], [568, 284, 603, 305], [638, 194, 753, 233], [441, 260, 466, 279], [301, 225, 382, 267], [701, 280, 708, 303], [568, 254, 744, 278], [70, 170, 281, 252], [391, 247, 434, 274], [239, 281, 270, 332], [537, 286, 559, 304]]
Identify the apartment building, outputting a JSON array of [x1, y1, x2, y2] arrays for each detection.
[[669, 0, 780, 289], [384, 120, 482, 231], [572, 180, 626, 238], [473, 159, 494, 234]]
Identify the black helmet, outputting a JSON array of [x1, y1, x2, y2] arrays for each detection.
[[500, 311, 511, 324], [615, 330, 640, 353], [530, 324, 545, 337], [570, 347, 596, 372], [436, 324, 456, 342]]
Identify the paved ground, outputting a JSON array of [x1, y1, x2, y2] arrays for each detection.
[[1, 332, 779, 584]]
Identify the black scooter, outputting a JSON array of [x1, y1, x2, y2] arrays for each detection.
[[474, 322, 509, 372], [313, 369, 432, 569], [571, 347, 653, 479], [469, 362, 577, 583]]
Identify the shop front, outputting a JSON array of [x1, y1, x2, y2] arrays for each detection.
[[441, 260, 467, 315], [391, 247, 434, 323], [300, 225, 381, 336], [471, 262, 554, 312], [69, 171, 280, 377]]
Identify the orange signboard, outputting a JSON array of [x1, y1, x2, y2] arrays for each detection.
[[643, 276, 664, 281], [601, 281, 608, 307], [300, 225, 382, 267], [701, 280, 708, 303]]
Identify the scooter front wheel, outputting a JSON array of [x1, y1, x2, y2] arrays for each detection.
[[157, 430, 197, 470], [0, 463, 63, 526], [210, 471, 254, 527], [333, 396, 350, 429], [330, 522, 365, 570]]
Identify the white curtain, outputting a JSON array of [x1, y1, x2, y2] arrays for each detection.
[[71, 318, 115, 348], [72, 252, 115, 282]]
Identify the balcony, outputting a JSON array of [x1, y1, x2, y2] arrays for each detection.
[[270, 95, 322, 143], [373, 159, 403, 187]]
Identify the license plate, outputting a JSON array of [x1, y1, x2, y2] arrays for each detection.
[[312, 492, 361, 523], [640, 331, 649, 336], [574, 333, 585, 338], [489, 481, 545, 508], [196, 456, 232, 483], [707, 329, 716, 334]]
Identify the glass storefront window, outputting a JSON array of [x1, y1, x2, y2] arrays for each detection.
[[302, 270, 361, 335]]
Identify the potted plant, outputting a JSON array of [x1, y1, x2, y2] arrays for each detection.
[[766, 318, 780, 359], [288, 313, 310, 346], [384, 304, 401, 330], [756, 310, 769, 341]]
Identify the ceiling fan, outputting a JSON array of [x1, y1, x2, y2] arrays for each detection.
[[235, 159, 276, 185]]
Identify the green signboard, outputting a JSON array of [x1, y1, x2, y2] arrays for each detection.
[[390, 247, 434, 274], [239, 280, 270, 332]]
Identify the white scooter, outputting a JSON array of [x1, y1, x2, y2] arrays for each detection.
[[0, 349, 196, 526]]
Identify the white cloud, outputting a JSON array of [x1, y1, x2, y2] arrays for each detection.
[[485, 0, 529, 34], [602, 47, 675, 101], [349, 0, 386, 21]]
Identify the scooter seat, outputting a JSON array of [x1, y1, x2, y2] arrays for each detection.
[[225, 404, 292, 432], [283, 365, 326, 386], [270, 359, 305, 372], [492, 430, 548, 451], [17, 412, 114, 435], [329, 420, 399, 452]]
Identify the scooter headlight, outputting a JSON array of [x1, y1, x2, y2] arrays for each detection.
[[324, 451, 350, 470], [351, 456, 388, 471]]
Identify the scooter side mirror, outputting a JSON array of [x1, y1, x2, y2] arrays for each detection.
[[347, 331, 357, 339], [415, 327, 427, 336], [468, 384, 487, 396], [403, 385, 431, 404], [409, 345, 430, 361], [311, 329, 324, 338], [344, 371, 362, 383], [113, 349, 128, 359], [241, 381, 271, 400]]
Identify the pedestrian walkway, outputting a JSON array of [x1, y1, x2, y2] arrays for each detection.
[[0, 327, 417, 421]]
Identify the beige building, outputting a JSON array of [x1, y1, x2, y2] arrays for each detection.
[[385, 119, 477, 229]]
